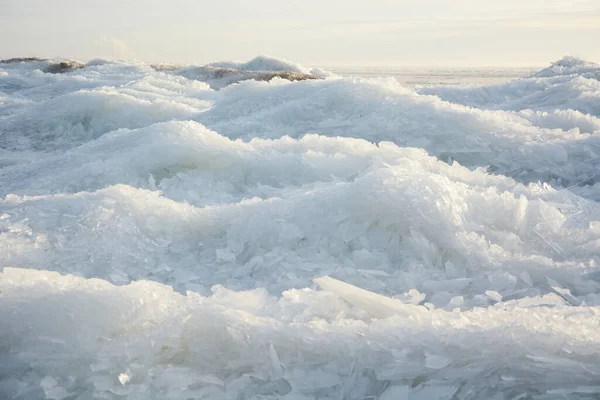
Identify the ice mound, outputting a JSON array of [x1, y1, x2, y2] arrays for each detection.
[[0, 73, 212, 152], [0, 89, 209, 151], [2, 268, 600, 399], [176, 66, 320, 90], [420, 57, 600, 117], [420, 74, 600, 117], [2, 127, 599, 305], [195, 78, 600, 188], [534, 56, 600, 78], [208, 55, 308, 73], [154, 56, 329, 90], [2, 55, 600, 399]]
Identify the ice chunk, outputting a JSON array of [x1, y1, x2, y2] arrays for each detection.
[[548, 278, 581, 306], [485, 290, 503, 303], [314, 276, 427, 318], [118, 370, 131, 386], [269, 343, 284, 379]]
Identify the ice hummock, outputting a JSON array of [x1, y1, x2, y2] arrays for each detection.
[[207, 55, 308, 73], [534, 56, 600, 78], [419, 57, 600, 117], [161, 56, 329, 90], [1, 54, 600, 399]]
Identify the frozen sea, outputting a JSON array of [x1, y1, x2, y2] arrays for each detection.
[[329, 66, 538, 87], [1, 55, 600, 399]]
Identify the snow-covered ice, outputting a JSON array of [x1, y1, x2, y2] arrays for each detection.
[[1, 55, 600, 399]]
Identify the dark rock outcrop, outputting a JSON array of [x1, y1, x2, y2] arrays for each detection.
[[0, 57, 87, 74], [173, 66, 321, 89], [43, 60, 87, 74], [151, 64, 180, 72], [0, 57, 47, 64], [252, 70, 319, 83]]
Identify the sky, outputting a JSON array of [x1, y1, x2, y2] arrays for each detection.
[[0, 0, 599, 66]]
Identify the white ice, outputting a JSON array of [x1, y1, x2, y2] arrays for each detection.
[[1, 55, 600, 399]]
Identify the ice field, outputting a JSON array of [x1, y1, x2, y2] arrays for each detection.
[[1, 55, 600, 399]]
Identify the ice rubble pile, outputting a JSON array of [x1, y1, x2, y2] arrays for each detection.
[[1, 56, 600, 399], [533, 56, 600, 79], [3, 268, 600, 400], [419, 56, 600, 116]]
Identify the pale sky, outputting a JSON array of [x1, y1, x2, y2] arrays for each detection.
[[1, 0, 599, 66]]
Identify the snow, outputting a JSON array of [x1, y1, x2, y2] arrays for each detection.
[[1, 55, 600, 399]]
